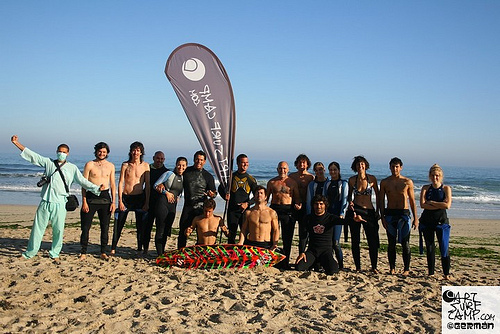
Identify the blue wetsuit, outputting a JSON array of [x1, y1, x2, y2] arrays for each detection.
[[419, 184, 451, 276], [324, 178, 348, 269], [384, 208, 411, 272]]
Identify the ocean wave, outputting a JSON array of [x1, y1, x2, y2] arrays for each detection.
[[0, 185, 40, 192], [453, 195, 500, 204], [0, 185, 81, 194], [450, 184, 477, 191], [0, 172, 43, 178]]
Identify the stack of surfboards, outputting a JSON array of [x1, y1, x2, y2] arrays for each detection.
[[156, 244, 285, 269]]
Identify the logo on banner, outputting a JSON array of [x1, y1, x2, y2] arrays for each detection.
[[441, 286, 498, 333], [182, 58, 206, 81]]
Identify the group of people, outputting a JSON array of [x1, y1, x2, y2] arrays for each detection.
[[11, 135, 452, 279]]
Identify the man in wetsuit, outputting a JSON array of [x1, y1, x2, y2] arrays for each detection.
[[379, 157, 418, 275], [111, 142, 150, 256], [177, 151, 217, 249], [219, 153, 258, 244], [267, 161, 301, 269], [185, 199, 229, 245], [79, 142, 116, 261], [238, 185, 279, 250], [289, 154, 314, 255], [142, 151, 168, 256], [296, 195, 357, 275]]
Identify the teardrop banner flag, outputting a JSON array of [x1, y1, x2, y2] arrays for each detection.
[[165, 43, 236, 192]]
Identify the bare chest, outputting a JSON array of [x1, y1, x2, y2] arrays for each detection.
[[125, 163, 146, 180]]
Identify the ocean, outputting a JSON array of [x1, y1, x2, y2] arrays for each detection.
[[0, 152, 499, 220]]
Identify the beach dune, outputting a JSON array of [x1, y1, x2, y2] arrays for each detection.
[[0, 205, 499, 333]]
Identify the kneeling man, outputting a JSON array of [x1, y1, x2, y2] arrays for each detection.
[[185, 199, 229, 245], [296, 194, 362, 275]]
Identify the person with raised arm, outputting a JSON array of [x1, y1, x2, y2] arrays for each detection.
[[11, 135, 104, 264]]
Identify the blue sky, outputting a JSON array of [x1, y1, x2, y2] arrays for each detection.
[[1, 1, 499, 167]]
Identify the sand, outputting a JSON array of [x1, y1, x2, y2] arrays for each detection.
[[0, 204, 499, 333]]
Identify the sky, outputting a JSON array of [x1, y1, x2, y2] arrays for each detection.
[[1, 1, 499, 168]]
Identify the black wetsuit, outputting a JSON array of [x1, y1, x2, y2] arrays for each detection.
[[178, 166, 216, 249], [80, 190, 112, 254], [244, 239, 272, 249], [154, 171, 183, 255], [142, 164, 168, 253], [296, 212, 343, 275], [270, 204, 294, 269], [112, 193, 146, 252], [347, 203, 380, 271], [219, 171, 257, 244]]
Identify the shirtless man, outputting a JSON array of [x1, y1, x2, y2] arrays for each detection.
[[266, 161, 301, 269], [111, 142, 150, 255], [288, 154, 314, 254], [238, 186, 279, 250], [379, 157, 418, 275], [79, 142, 116, 260], [185, 199, 229, 245]]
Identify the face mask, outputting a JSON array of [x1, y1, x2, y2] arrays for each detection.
[[57, 152, 67, 162]]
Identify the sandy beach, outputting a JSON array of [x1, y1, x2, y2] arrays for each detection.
[[1, 204, 499, 333]]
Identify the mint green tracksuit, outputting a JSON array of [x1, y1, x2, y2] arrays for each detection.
[[20, 148, 101, 259]]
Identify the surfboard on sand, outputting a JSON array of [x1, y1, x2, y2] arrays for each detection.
[[156, 244, 286, 269]]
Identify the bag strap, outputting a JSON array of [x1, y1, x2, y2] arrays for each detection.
[[54, 160, 69, 193]]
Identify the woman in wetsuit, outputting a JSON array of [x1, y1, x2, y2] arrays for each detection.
[[305, 162, 329, 214], [324, 161, 348, 269], [347, 155, 380, 273], [302, 162, 329, 255], [419, 164, 452, 280], [154, 157, 188, 256]]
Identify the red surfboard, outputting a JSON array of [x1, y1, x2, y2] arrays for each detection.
[[156, 244, 285, 269]]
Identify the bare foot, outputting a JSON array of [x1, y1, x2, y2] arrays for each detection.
[[389, 268, 396, 275], [52, 258, 61, 265], [444, 274, 454, 281], [110, 250, 116, 256], [78, 254, 86, 261], [402, 270, 410, 276], [371, 268, 380, 274], [100, 253, 109, 261]]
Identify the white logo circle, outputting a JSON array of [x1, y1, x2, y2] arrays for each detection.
[[182, 58, 206, 81]]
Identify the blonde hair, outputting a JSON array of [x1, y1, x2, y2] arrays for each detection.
[[428, 164, 444, 180]]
